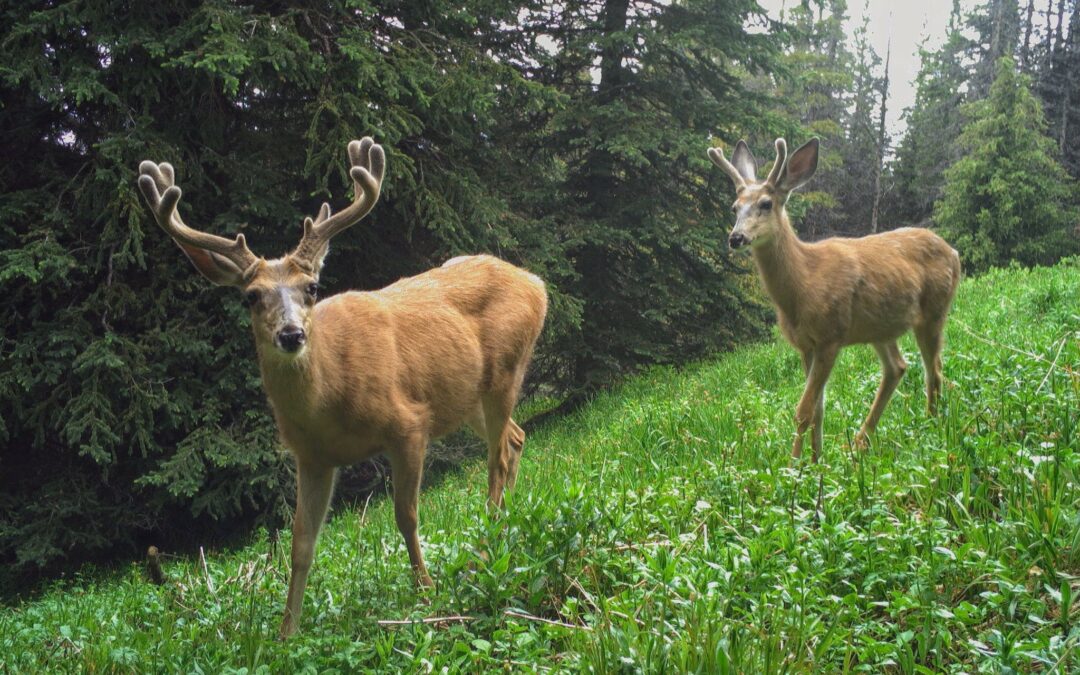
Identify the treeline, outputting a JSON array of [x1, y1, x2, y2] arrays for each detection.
[[741, 0, 1080, 269], [894, 0, 1080, 270], [1, 0, 1076, 582]]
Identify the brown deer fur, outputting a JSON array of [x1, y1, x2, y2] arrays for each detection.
[[138, 139, 547, 639], [709, 137, 960, 460]]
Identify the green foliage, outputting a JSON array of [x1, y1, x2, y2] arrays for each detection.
[[0, 0, 780, 577], [0, 0, 565, 579], [891, 2, 971, 225], [526, 0, 778, 389], [1, 261, 1077, 671], [936, 57, 1080, 271]]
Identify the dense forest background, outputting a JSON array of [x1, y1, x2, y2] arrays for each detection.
[[1, 0, 1077, 586]]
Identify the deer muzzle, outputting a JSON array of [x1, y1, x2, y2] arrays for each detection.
[[277, 326, 306, 353], [729, 231, 750, 250]]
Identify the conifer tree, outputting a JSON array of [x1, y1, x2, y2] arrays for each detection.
[[936, 56, 1079, 270], [891, 1, 971, 224], [0, 0, 786, 578]]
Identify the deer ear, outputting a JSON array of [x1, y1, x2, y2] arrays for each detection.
[[777, 138, 819, 193], [731, 140, 758, 182], [174, 242, 247, 286]]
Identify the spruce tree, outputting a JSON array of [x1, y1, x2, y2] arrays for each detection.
[[523, 0, 782, 395], [769, 0, 856, 237], [935, 56, 1079, 271], [0, 0, 567, 579], [891, 1, 972, 225], [0, 0, 786, 580]]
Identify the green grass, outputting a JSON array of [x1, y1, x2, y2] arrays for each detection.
[[3, 260, 1079, 673]]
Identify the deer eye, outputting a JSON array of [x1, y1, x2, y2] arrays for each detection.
[[306, 283, 319, 298], [759, 199, 773, 211], [243, 290, 261, 307]]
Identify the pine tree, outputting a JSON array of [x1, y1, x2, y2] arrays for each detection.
[[521, 0, 782, 396], [970, 0, 1022, 97], [769, 0, 856, 237], [0, 0, 787, 580], [891, 1, 972, 224], [0, 0, 568, 579], [838, 9, 886, 233], [936, 56, 1079, 271]]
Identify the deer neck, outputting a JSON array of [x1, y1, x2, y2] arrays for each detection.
[[256, 334, 324, 421], [750, 213, 808, 321]]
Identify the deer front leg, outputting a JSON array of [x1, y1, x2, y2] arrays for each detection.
[[798, 350, 826, 459], [388, 441, 434, 589], [280, 462, 336, 640], [481, 390, 519, 509], [792, 345, 838, 462]]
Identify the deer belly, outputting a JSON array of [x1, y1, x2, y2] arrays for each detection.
[[276, 411, 386, 466], [846, 300, 918, 344]]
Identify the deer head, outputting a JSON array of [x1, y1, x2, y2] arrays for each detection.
[[138, 138, 385, 357], [709, 137, 819, 250]]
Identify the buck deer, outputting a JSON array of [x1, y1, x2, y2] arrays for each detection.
[[708, 137, 960, 461], [137, 138, 547, 638]]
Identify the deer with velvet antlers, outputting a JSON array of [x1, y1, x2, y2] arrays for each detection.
[[137, 138, 547, 638], [709, 137, 960, 461]]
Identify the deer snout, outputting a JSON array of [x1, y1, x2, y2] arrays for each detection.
[[277, 326, 306, 353], [729, 231, 750, 250]]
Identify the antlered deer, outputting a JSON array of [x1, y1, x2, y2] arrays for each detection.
[[708, 137, 960, 461], [137, 138, 547, 638]]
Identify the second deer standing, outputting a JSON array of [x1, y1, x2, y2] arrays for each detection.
[[709, 137, 961, 460]]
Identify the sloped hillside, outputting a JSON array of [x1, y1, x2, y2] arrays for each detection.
[[2, 261, 1078, 673]]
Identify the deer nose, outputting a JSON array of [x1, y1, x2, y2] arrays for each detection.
[[277, 326, 306, 353], [729, 232, 749, 250]]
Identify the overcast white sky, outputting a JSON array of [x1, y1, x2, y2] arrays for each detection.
[[755, 0, 964, 136]]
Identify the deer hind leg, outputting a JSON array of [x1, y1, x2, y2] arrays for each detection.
[[467, 408, 526, 492], [481, 393, 512, 510], [505, 418, 526, 491], [280, 462, 336, 640], [914, 322, 945, 415], [388, 439, 434, 590], [792, 345, 838, 462], [855, 341, 907, 449]]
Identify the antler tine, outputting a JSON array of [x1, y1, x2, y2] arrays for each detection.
[[707, 146, 747, 192], [766, 138, 788, 186], [294, 137, 385, 265], [137, 161, 258, 273]]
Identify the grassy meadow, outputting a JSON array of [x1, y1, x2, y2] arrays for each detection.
[[2, 260, 1079, 673]]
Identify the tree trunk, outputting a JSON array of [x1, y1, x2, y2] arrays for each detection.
[[1055, 0, 1066, 56], [871, 38, 891, 234], [1059, 6, 1074, 152], [1021, 0, 1036, 69], [571, 0, 630, 390], [990, 0, 1005, 63]]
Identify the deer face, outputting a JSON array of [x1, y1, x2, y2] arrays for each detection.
[[137, 138, 384, 358], [243, 258, 321, 356], [729, 185, 780, 250], [708, 137, 819, 251]]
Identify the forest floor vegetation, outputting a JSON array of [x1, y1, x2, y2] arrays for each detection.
[[2, 260, 1078, 672]]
